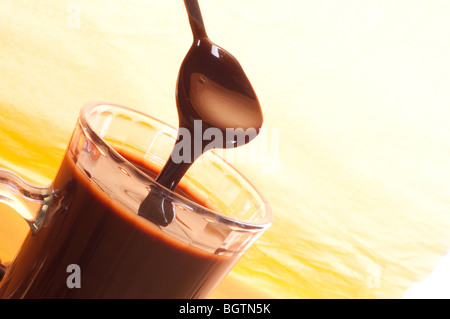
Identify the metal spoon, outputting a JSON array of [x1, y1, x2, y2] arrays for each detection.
[[139, 0, 263, 226]]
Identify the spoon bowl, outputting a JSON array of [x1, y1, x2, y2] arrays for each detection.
[[176, 37, 263, 145]]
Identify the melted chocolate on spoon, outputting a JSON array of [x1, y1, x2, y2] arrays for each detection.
[[138, 0, 263, 226]]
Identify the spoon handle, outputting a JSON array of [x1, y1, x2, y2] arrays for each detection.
[[183, 0, 207, 39]]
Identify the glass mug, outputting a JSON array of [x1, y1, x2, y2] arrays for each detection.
[[0, 102, 272, 299]]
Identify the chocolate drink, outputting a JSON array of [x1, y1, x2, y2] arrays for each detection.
[[0, 149, 237, 299]]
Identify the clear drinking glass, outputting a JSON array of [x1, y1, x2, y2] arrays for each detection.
[[0, 101, 272, 298]]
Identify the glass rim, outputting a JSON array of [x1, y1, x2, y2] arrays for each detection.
[[78, 101, 273, 232]]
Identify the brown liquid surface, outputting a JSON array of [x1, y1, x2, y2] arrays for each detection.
[[0, 150, 237, 299]]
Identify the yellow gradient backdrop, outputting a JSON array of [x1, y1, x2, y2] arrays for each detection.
[[1, 1, 450, 298]]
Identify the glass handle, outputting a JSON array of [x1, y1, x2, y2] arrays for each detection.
[[0, 168, 52, 232]]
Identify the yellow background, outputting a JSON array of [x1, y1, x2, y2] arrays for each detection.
[[1, 0, 450, 298]]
